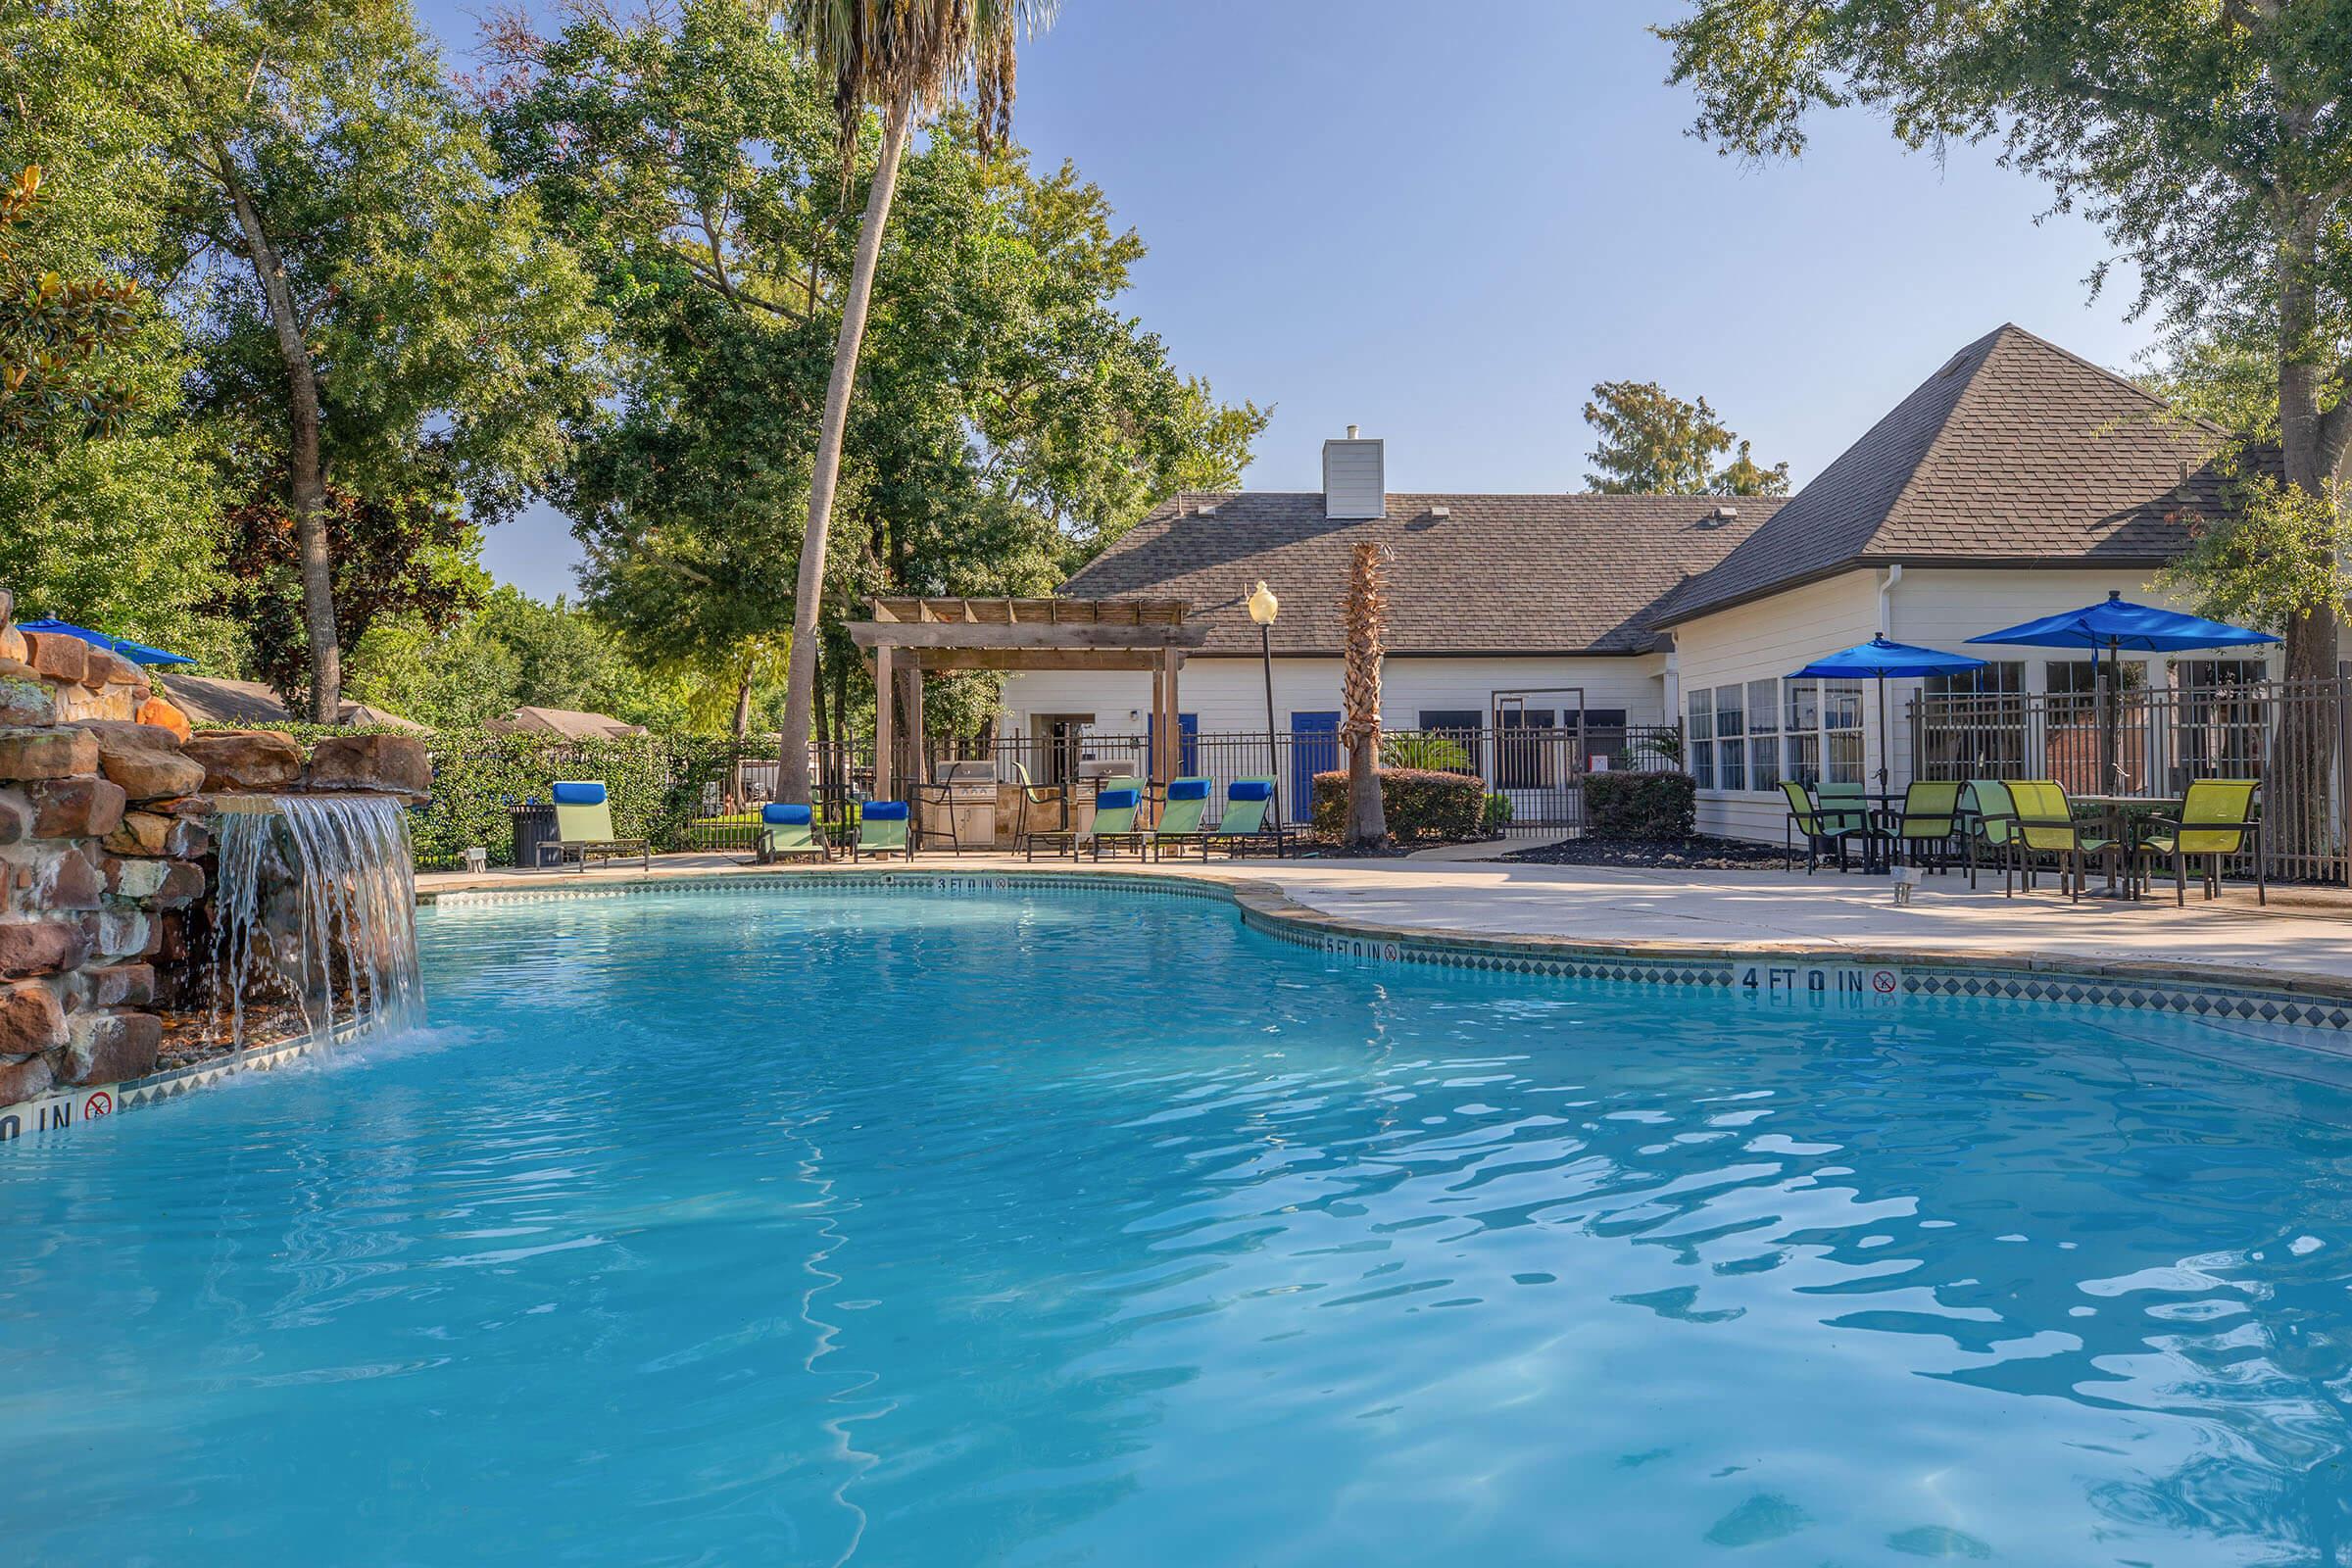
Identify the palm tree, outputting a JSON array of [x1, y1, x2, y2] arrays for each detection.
[[774, 0, 1056, 804], [1342, 542, 1391, 850]]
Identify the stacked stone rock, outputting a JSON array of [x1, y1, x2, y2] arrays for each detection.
[[0, 594, 208, 1103], [1, 589, 436, 1109]]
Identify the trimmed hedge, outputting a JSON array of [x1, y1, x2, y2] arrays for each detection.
[[1583, 770, 1696, 840], [1309, 766, 1486, 843], [197, 721, 758, 870]]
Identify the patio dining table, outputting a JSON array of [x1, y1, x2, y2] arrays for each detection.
[[2067, 792, 2181, 898]]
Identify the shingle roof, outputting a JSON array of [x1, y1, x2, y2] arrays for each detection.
[[1655, 324, 2240, 627], [1060, 492, 1785, 656]]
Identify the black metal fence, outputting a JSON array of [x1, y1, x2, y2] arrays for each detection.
[[1911, 674, 2352, 883], [898, 723, 1681, 837]]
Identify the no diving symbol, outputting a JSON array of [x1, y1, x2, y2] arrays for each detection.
[[1871, 970, 1898, 995], [82, 1091, 112, 1119]]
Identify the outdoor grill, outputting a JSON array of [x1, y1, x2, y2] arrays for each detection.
[[922, 760, 1002, 851]]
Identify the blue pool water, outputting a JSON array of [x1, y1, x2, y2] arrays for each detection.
[[6, 887, 2352, 1565]]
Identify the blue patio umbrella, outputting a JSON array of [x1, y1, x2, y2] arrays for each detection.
[[1966, 591, 2278, 787], [15, 618, 196, 666], [1788, 635, 1988, 790]]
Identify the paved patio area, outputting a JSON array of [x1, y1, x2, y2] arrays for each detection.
[[416, 851, 2352, 988]]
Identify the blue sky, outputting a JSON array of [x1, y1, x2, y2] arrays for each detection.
[[416, 0, 2156, 600]]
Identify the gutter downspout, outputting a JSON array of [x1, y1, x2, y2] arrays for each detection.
[[1878, 565, 1904, 790]]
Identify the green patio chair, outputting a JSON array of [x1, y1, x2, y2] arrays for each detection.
[[1149, 777, 1215, 860], [1876, 780, 1963, 873], [1207, 777, 1293, 858], [753, 802, 827, 865], [1781, 780, 1872, 873], [1959, 779, 2019, 894], [2136, 779, 2264, 906], [1008, 761, 1061, 856], [851, 800, 913, 861], [2005, 779, 2121, 903], [544, 780, 649, 872], [1087, 782, 1151, 861]]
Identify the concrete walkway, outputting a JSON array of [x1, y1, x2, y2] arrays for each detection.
[[416, 852, 2352, 988]]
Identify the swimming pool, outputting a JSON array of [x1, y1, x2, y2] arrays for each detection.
[[4, 883, 2351, 1564]]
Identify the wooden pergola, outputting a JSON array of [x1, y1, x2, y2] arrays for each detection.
[[846, 597, 1207, 796]]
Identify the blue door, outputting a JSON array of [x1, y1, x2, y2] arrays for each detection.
[[1290, 710, 1341, 819]]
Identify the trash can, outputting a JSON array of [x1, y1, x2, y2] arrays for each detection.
[[509, 802, 557, 868]]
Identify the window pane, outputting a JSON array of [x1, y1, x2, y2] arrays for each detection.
[[1750, 735, 1781, 790], [1718, 737, 1745, 791], [1715, 684, 1745, 739], [1687, 688, 1713, 741], [1747, 679, 1780, 733], [1828, 730, 1865, 785], [1824, 680, 1863, 731], [1690, 739, 1714, 789], [1787, 732, 1820, 786], [1786, 679, 1819, 733]]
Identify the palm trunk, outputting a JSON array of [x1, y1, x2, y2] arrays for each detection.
[[1342, 542, 1390, 850], [778, 93, 914, 805], [216, 146, 339, 720]]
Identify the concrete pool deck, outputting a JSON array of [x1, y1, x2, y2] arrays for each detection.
[[416, 851, 2352, 992]]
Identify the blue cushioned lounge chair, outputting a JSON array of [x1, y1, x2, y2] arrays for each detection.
[[1205, 777, 1292, 858], [544, 780, 649, 872], [754, 802, 828, 864], [852, 800, 912, 861]]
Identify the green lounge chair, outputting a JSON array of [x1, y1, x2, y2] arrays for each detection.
[[1023, 774, 1140, 859], [1876, 780, 1963, 872], [754, 802, 827, 864], [851, 800, 913, 861], [1781, 780, 1872, 873], [2006, 779, 2121, 903], [544, 780, 649, 872], [1207, 777, 1292, 858], [1088, 783, 1151, 861], [1959, 779, 2019, 894], [2137, 779, 2263, 906], [1148, 777, 1215, 859]]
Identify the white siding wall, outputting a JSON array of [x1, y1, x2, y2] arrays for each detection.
[[997, 655, 1667, 740], [1673, 565, 2292, 843], [1672, 573, 1881, 842]]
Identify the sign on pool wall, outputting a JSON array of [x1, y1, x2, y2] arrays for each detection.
[[1738, 962, 1904, 1004]]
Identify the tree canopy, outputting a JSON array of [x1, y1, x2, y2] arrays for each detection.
[[1582, 379, 1788, 495], [486, 0, 1260, 743], [1657, 0, 2351, 674]]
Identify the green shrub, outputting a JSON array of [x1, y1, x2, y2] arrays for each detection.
[[1309, 767, 1486, 842], [1583, 770, 1696, 840], [1482, 792, 1513, 832], [201, 720, 759, 869], [1381, 731, 1473, 772]]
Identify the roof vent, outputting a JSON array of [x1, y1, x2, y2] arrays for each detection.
[[1197, 502, 1219, 515], [1699, 504, 1738, 527], [1322, 426, 1386, 520], [1428, 504, 1450, 518]]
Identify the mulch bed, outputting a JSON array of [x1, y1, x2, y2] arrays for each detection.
[[1504, 834, 1793, 871]]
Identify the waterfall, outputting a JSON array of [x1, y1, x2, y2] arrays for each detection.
[[209, 795, 422, 1052]]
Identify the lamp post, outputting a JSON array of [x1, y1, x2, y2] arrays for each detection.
[[1248, 580, 1281, 832]]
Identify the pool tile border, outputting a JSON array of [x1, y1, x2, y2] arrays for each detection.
[[428, 866, 2352, 1035], [12, 864, 2352, 1149]]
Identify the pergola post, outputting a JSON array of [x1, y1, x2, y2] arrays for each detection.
[[904, 664, 927, 789], [873, 643, 895, 800], [847, 598, 1206, 832]]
